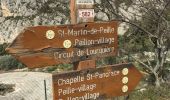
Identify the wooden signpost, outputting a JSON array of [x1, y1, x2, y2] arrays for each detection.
[[53, 63, 143, 100], [70, 0, 96, 70], [6, 0, 143, 100]]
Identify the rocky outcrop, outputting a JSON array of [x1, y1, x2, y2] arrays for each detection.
[[0, 0, 119, 44], [0, 0, 70, 43]]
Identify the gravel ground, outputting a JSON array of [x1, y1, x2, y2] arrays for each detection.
[[0, 72, 53, 100]]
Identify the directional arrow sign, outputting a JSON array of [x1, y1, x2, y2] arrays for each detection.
[[6, 21, 118, 68], [52, 63, 143, 100]]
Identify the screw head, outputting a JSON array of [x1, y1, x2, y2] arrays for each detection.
[[63, 40, 72, 48], [122, 68, 129, 75], [122, 77, 129, 84], [46, 30, 55, 39], [122, 85, 128, 93]]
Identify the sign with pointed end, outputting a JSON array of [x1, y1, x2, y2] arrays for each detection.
[[52, 63, 143, 100], [6, 21, 118, 68]]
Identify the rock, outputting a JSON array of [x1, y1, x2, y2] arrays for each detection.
[[34, 68, 41, 72], [95, 0, 102, 4], [0, 0, 70, 43], [95, 11, 109, 21], [0, 17, 5, 23], [1, 1, 14, 17], [48, 3, 57, 8], [64, 19, 70, 25], [54, 16, 63, 23], [0, 9, 2, 17], [34, 16, 41, 26], [0, 0, 119, 43]]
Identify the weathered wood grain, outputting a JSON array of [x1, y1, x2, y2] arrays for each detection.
[[72, 0, 96, 71]]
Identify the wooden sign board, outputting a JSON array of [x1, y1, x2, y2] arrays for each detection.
[[6, 21, 118, 68], [52, 63, 143, 100]]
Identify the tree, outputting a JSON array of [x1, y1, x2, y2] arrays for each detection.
[[98, 0, 170, 87]]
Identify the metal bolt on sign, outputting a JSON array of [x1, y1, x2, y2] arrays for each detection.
[[46, 30, 55, 39]]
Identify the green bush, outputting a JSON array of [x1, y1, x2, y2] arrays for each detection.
[[0, 43, 8, 56], [57, 64, 72, 70], [0, 83, 15, 96], [129, 84, 170, 100], [46, 66, 58, 72], [44, 64, 72, 73], [0, 55, 25, 70]]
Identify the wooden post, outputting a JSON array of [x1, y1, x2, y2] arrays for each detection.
[[73, 60, 96, 70], [70, 0, 96, 70], [70, 0, 77, 24]]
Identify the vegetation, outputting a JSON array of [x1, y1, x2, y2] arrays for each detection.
[[0, 43, 25, 70], [128, 83, 170, 100], [99, 0, 170, 87], [0, 43, 8, 56], [44, 64, 72, 73], [0, 84, 15, 96], [0, 55, 25, 71]]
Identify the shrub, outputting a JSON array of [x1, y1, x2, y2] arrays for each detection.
[[128, 83, 170, 100], [46, 66, 58, 72], [0, 83, 15, 96], [46, 64, 72, 73], [0, 43, 8, 56], [0, 55, 25, 70], [57, 64, 72, 70]]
